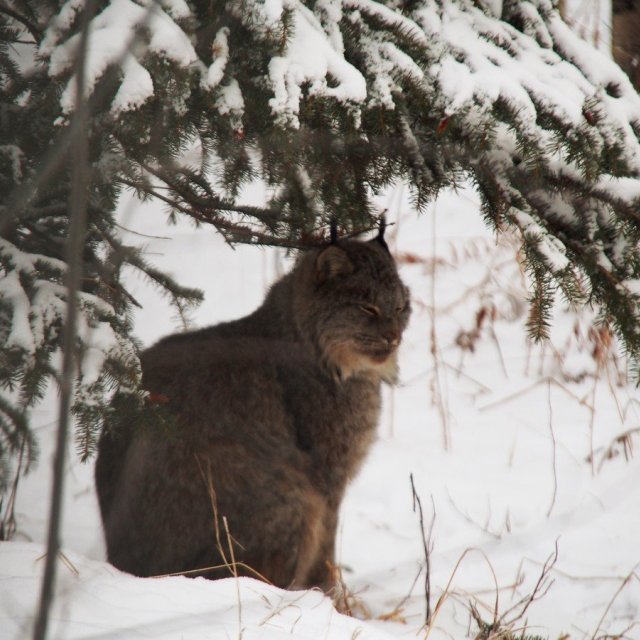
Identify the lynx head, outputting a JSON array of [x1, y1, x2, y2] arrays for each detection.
[[292, 236, 411, 383]]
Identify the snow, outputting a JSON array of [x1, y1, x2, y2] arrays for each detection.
[[111, 55, 155, 114], [0, 235, 139, 430], [0, 271, 35, 352], [314, 0, 345, 54], [1, 543, 393, 640], [2, 185, 640, 639], [346, 0, 431, 48], [202, 28, 229, 90], [513, 209, 570, 272], [44, 0, 199, 113], [547, 12, 640, 172], [152, 0, 192, 21], [5, 1, 640, 637], [268, 3, 366, 127], [263, 0, 286, 26], [595, 175, 640, 205], [0, 240, 71, 354], [433, 3, 590, 126], [39, 0, 86, 49], [478, 0, 503, 19], [215, 79, 245, 126]]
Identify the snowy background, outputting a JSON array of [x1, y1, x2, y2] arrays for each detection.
[[2, 0, 640, 636], [1, 181, 640, 639]]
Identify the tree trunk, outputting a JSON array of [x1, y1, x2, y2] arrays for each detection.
[[612, 0, 640, 90]]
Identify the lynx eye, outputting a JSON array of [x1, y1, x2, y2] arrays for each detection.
[[359, 303, 380, 316], [396, 301, 409, 314]]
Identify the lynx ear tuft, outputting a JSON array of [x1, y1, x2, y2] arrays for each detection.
[[315, 246, 354, 283], [330, 218, 338, 244], [376, 214, 390, 253]]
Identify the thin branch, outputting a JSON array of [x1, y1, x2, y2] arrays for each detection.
[[119, 178, 331, 250], [113, 221, 171, 240], [152, 561, 271, 583], [396, 102, 434, 188], [410, 473, 434, 626], [546, 380, 558, 518], [597, 426, 640, 472], [0, 437, 25, 540], [32, 1, 94, 636], [424, 547, 499, 639], [135, 161, 285, 223], [428, 204, 451, 450], [500, 540, 558, 628], [478, 375, 591, 412], [590, 564, 640, 640], [0, 4, 41, 42], [376, 563, 423, 623], [446, 489, 501, 540]]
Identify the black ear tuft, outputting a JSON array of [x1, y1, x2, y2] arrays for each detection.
[[377, 214, 390, 253], [330, 218, 338, 244]]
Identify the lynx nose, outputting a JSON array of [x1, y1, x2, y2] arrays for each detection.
[[383, 330, 400, 348]]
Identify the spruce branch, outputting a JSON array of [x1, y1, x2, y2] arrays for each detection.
[[0, 3, 41, 42]]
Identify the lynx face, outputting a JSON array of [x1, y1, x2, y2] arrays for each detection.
[[296, 239, 411, 382]]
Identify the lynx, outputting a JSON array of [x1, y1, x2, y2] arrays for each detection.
[[95, 232, 410, 592]]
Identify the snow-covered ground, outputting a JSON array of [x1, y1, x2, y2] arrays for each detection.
[[2, 184, 640, 639]]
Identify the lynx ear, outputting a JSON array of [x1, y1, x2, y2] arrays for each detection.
[[315, 246, 354, 283]]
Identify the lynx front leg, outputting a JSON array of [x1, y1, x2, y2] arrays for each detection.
[[285, 490, 336, 591], [297, 507, 339, 593], [208, 455, 332, 591]]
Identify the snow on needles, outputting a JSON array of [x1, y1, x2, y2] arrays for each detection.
[[36, 0, 640, 285], [268, 3, 366, 127], [40, 0, 640, 168], [0, 238, 137, 393], [42, 0, 198, 114]]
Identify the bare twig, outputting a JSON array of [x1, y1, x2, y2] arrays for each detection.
[[446, 489, 501, 540], [196, 456, 231, 569], [465, 543, 558, 639], [588, 365, 599, 476], [32, 3, 94, 637], [521, 555, 626, 583], [376, 563, 422, 623], [410, 473, 434, 626], [258, 591, 309, 627], [597, 426, 640, 472], [223, 515, 244, 640], [152, 561, 271, 583], [424, 548, 474, 639], [499, 540, 558, 628], [590, 564, 640, 640], [331, 563, 371, 618], [427, 205, 451, 450], [546, 380, 558, 518], [478, 375, 590, 412], [0, 437, 25, 540], [424, 547, 499, 639]]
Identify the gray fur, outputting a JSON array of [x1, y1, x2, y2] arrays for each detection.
[[95, 238, 410, 591]]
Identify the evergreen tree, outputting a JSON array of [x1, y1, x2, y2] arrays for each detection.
[[2, 0, 640, 507]]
